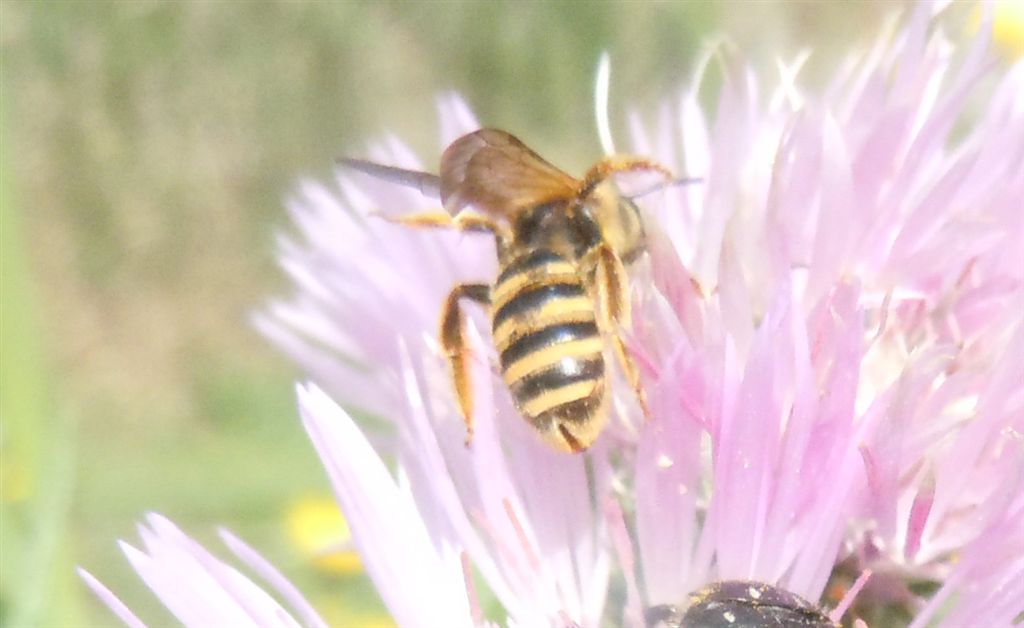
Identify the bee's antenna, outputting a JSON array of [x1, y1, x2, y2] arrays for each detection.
[[626, 176, 704, 201], [336, 157, 442, 199]]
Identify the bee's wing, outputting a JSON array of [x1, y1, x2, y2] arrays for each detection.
[[336, 157, 442, 199], [440, 129, 579, 218]]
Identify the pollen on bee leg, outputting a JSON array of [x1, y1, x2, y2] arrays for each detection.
[[439, 283, 491, 446]]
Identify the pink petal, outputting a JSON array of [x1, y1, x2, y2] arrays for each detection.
[[298, 383, 473, 628], [77, 568, 148, 628]]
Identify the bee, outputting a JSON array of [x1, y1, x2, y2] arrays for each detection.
[[340, 129, 672, 452], [645, 581, 839, 628]]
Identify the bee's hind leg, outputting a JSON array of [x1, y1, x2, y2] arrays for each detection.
[[439, 283, 491, 445], [587, 244, 651, 420], [380, 210, 502, 442]]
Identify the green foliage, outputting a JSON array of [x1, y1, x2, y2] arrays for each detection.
[[1, 93, 81, 627]]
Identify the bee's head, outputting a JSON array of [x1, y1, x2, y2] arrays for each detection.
[[577, 180, 646, 263]]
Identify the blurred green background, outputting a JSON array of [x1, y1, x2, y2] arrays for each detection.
[[1, 2, 897, 626]]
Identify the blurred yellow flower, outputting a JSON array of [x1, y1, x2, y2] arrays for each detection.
[[994, 0, 1024, 57], [0, 457, 31, 502], [317, 599, 398, 628], [286, 495, 364, 575], [974, 0, 1024, 58]]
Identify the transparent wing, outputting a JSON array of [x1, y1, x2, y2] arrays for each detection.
[[440, 129, 579, 218]]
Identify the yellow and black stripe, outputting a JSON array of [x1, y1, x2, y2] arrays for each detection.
[[490, 249, 606, 443]]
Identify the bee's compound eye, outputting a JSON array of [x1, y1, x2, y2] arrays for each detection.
[[567, 208, 602, 255]]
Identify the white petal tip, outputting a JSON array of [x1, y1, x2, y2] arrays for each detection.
[[595, 52, 616, 155]]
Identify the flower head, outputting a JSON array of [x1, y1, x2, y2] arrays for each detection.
[[85, 4, 1023, 626]]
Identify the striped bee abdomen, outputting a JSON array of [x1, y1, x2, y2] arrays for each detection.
[[490, 248, 607, 450]]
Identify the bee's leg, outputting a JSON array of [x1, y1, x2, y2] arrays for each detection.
[[587, 244, 651, 419], [578, 156, 674, 198], [439, 283, 492, 445], [374, 210, 506, 237]]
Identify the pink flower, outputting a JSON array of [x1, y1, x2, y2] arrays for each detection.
[[79, 514, 326, 627], [85, 3, 1023, 626]]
